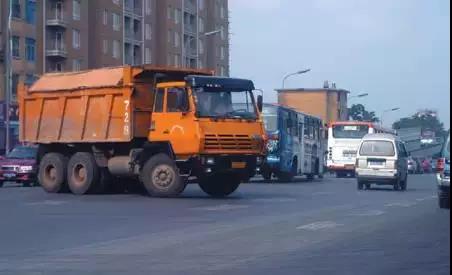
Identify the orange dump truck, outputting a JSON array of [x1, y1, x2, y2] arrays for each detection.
[[18, 66, 266, 197]]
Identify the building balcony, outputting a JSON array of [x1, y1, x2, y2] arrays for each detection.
[[184, 0, 197, 14], [46, 45, 68, 58], [47, 16, 68, 28]]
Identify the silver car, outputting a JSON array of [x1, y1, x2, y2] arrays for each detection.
[[355, 134, 409, 191]]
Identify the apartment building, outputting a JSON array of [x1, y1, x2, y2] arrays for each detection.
[[0, 0, 230, 153]]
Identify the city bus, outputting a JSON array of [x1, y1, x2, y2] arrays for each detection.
[[327, 121, 395, 177], [261, 104, 325, 182]]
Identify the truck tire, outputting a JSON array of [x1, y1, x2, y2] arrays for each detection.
[[357, 180, 364, 190], [199, 174, 241, 198], [140, 154, 186, 197], [39, 153, 68, 194], [67, 152, 100, 195], [262, 169, 272, 181], [307, 174, 315, 181], [276, 172, 294, 182]]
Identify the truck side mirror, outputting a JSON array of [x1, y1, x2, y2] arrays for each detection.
[[257, 95, 263, 113]]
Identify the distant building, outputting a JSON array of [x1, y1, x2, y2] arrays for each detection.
[[276, 87, 350, 125], [0, 0, 230, 153]]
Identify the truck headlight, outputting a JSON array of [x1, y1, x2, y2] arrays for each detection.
[[256, 157, 263, 165], [20, 166, 33, 173], [206, 158, 215, 165]]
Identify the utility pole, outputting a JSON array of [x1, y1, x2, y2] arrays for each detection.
[[5, 0, 13, 153]]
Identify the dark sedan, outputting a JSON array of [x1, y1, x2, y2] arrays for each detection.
[[0, 146, 39, 188]]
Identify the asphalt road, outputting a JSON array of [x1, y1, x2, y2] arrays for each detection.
[[0, 174, 449, 275]]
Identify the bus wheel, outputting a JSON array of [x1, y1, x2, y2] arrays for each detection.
[[199, 174, 241, 198]]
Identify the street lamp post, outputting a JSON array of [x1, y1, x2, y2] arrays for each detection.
[[184, 30, 221, 69], [349, 93, 369, 100], [381, 107, 401, 127], [281, 69, 311, 89], [5, 0, 13, 154]]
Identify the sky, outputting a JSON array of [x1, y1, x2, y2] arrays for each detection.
[[228, 0, 450, 128]]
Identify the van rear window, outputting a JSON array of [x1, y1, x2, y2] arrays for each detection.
[[360, 141, 396, 157]]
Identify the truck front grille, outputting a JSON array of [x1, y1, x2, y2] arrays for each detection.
[[204, 134, 257, 151]]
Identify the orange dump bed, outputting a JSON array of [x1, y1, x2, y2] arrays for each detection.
[[19, 65, 212, 144]]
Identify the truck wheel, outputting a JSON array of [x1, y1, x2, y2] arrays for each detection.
[[357, 180, 364, 190], [67, 153, 100, 195], [199, 174, 241, 198], [39, 153, 68, 194], [140, 154, 186, 197], [277, 172, 294, 182], [262, 170, 272, 181], [307, 174, 315, 181]]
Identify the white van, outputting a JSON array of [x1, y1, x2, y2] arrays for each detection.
[[355, 134, 409, 191]]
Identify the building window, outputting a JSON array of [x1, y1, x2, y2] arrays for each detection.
[[25, 0, 36, 24], [11, 74, 19, 100], [72, 29, 80, 49], [167, 30, 172, 44], [199, 39, 204, 54], [12, 0, 21, 18], [113, 40, 121, 59], [25, 74, 37, 86], [113, 13, 121, 31], [198, 18, 205, 33], [220, 5, 226, 19], [103, 10, 108, 25], [167, 6, 172, 20], [25, 38, 36, 62], [174, 8, 181, 24], [103, 39, 109, 54], [145, 47, 152, 64], [220, 25, 226, 40], [145, 0, 152, 15], [12, 36, 20, 58], [174, 32, 180, 48], [220, 46, 225, 60], [174, 54, 181, 67], [73, 0, 81, 20], [145, 24, 152, 40], [72, 59, 81, 71], [199, 0, 204, 10], [113, 0, 120, 5]]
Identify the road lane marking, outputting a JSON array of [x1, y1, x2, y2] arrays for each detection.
[[312, 192, 333, 196], [192, 204, 249, 211], [26, 200, 67, 206], [252, 198, 297, 203], [416, 196, 437, 202], [349, 210, 385, 217], [296, 221, 344, 231], [385, 202, 416, 208]]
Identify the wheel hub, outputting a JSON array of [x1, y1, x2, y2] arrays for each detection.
[[153, 165, 174, 188]]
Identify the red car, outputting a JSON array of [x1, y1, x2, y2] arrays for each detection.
[[0, 146, 39, 187]]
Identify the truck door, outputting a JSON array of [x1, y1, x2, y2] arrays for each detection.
[[150, 87, 199, 157]]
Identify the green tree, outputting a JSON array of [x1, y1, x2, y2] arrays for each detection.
[[393, 110, 447, 138], [348, 104, 380, 122]]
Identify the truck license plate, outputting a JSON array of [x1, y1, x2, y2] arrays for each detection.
[[4, 173, 16, 179], [232, 162, 247, 169]]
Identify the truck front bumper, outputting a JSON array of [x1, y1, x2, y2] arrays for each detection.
[[196, 155, 262, 178]]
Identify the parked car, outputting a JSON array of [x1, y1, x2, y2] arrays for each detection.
[[0, 146, 39, 188], [355, 134, 409, 191], [408, 157, 419, 174], [437, 133, 450, 209]]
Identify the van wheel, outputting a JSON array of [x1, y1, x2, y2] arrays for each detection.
[[199, 174, 241, 198], [401, 178, 408, 191], [39, 153, 68, 194], [67, 153, 100, 195], [357, 180, 364, 190], [393, 179, 401, 191], [140, 154, 186, 197], [439, 197, 450, 209]]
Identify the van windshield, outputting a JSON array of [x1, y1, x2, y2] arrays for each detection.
[[360, 140, 396, 157]]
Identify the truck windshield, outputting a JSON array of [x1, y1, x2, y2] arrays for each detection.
[[333, 125, 370, 139], [7, 147, 37, 159], [194, 88, 257, 119]]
